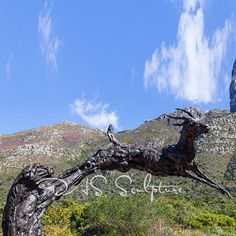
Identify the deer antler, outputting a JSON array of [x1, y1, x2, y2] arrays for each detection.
[[176, 108, 196, 119], [164, 114, 186, 120], [164, 108, 197, 122]]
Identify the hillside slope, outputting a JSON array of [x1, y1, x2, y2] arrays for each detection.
[[0, 108, 235, 203]]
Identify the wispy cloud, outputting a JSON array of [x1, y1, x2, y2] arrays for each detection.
[[38, 2, 60, 71], [5, 54, 13, 80], [144, 0, 234, 103], [71, 99, 119, 130]]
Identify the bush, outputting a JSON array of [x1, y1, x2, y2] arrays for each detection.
[[41, 194, 236, 235], [189, 211, 236, 230], [43, 225, 73, 236], [42, 198, 85, 235], [80, 194, 157, 235]]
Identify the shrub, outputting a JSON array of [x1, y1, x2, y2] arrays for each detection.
[[42, 198, 85, 235], [40, 194, 236, 235], [189, 211, 236, 230], [43, 225, 73, 236]]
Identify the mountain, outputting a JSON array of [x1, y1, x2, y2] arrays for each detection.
[[0, 108, 236, 203], [0, 121, 105, 171]]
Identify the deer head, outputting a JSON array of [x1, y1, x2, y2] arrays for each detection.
[[165, 108, 210, 136]]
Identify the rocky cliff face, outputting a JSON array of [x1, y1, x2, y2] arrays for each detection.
[[197, 109, 236, 154], [230, 59, 236, 112]]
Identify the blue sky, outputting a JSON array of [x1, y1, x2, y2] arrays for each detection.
[[0, 0, 235, 134]]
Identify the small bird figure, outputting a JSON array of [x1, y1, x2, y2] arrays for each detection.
[[106, 124, 121, 146]]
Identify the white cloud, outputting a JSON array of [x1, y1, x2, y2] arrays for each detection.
[[71, 99, 119, 130], [183, 0, 204, 11], [38, 3, 60, 70], [5, 54, 13, 80], [144, 0, 233, 103]]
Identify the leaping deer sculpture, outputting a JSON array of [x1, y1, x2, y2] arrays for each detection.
[[163, 108, 231, 196], [2, 108, 232, 236]]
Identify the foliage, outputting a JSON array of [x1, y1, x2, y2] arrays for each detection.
[[225, 152, 236, 181], [189, 212, 235, 230], [43, 225, 74, 236], [40, 193, 236, 236], [80, 194, 158, 235], [42, 198, 85, 235]]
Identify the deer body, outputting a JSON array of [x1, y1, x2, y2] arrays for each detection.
[[162, 109, 209, 168]]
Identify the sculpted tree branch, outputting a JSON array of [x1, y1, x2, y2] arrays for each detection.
[[2, 109, 232, 235]]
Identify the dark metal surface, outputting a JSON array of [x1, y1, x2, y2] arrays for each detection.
[[2, 109, 232, 235]]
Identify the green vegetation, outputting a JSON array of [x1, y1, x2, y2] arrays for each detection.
[[39, 194, 236, 236], [225, 152, 236, 181]]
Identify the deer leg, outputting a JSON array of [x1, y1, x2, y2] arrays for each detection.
[[186, 170, 222, 189], [190, 163, 233, 198], [185, 171, 232, 198], [190, 162, 225, 187]]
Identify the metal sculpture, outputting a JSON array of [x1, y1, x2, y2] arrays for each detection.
[[2, 108, 232, 236]]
